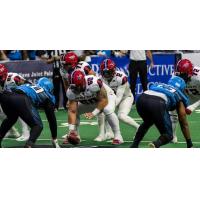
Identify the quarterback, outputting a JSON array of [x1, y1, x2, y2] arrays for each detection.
[[95, 59, 140, 141]]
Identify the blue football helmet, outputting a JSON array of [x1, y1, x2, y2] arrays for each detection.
[[168, 76, 186, 91], [37, 77, 54, 94]]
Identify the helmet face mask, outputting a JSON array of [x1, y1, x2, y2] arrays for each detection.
[[71, 70, 86, 94], [102, 69, 115, 80], [100, 59, 116, 81], [62, 63, 73, 71], [70, 84, 85, 94], [60, 52, 78, 72], [177, 72, 191, 83], [37, 77, 54, 95]]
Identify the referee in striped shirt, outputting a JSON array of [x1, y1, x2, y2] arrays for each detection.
[[46, 50, 69, 110]]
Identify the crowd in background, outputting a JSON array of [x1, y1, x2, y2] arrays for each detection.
[[0, 50, 199, 110], [1, 50, 198, 61], [0, 50, 130, 61]]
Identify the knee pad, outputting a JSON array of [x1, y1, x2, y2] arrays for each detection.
[[103, 104, 115, 116]]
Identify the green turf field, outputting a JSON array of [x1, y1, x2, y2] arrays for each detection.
[[2, 107, 200, 148]]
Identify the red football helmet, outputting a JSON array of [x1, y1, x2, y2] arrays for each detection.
[[70, 70, 86, 93], [100, 59, 116, 79], [60, 52, 78, 70], [0, 64, 8, 84], [176, 59, 193, 77]]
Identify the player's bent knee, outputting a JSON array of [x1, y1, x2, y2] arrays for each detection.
[[103, 105, 115, 116], [164, 134, 173, 142], [117, 113, 126, 121], [31, 123, 43, 132]]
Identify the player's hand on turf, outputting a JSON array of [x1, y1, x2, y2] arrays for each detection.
[[84, 112, 94, 119]]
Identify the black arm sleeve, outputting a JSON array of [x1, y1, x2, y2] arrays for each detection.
[[43, 99, 57, 140]]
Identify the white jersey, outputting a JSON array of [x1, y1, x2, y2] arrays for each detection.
[[3, 72, 26, 91], [100, 70, 132, 103], [67, 75, 114, 104], [60, 61, 92, 81], [185, 66, 200, 104]]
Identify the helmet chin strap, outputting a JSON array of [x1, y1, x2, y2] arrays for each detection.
[[178, 73, 191, 83]]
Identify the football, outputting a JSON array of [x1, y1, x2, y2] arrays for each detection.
[[67, 131, 80, 145]]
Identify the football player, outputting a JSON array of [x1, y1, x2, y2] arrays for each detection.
[[130, 76, 193, 148], [0, 77, 59, 148], [0, 64, 30, 141], [59, 52, 97, 139], [65, 70, 123, 145], [171, 59, 200, 143], [60, 52, 96, 91], [94, 59, 140, 141]]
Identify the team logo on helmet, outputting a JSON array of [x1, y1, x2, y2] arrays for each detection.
[[100, 59, 116, 79], [60, 52, 78, 69], [70, 70, 86, 93]]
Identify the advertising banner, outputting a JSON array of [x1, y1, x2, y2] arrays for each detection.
[[2, 60, 53, 83], [89, 53, 176, 97]]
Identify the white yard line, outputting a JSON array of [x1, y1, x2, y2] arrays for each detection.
[[4, 138, 200, 144]]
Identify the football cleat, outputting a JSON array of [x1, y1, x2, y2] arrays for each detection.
[[112, 135, 124, 145], [16, 135, 29, 142], [94, 134, 106, 142], [148, 142, 156, 148], [112, 139, 123, 145], [24, 141, 34, 148], [171, 136, 178, 144], [5, 131, 20, 138], [105, 132, 114, 140], [52, 139, 60, 148]]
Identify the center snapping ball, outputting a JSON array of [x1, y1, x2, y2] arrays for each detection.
[[67, 131, 80, 145]]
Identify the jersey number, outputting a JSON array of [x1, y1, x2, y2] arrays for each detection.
[[87, 77, 93, 85], [31, 86, 44, 94], [116, 73, 122, 77], [187, 88, 200, 95]]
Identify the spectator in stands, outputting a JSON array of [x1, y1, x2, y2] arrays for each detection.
[[35, 50, 49, 60], [96, 50, 111, 57], [4, 50, 25, 60], [129, 50, 154, 100], [27, 50, 36, 60], [112, 50, 129, 57], [0, 51, 8, 61], [83, 50, 96, 62]]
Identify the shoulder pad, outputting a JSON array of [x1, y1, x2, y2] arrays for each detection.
[[87, 76, 101, 93], [115, 71, 127, 85]]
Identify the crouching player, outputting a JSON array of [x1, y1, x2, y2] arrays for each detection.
[[130, 75, 193, 148], [95, 59, 140, 141], [0, 64, 30, 140], [0, 77, 59, 148], [65, 70, 123, 145], [171, 59, 200, 143]]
